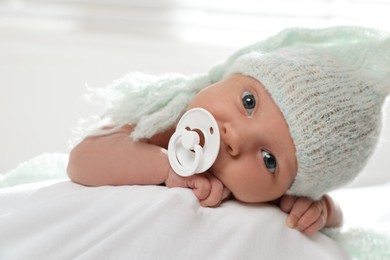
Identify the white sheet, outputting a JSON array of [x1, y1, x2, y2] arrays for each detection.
[[0, 180, 348, 260]]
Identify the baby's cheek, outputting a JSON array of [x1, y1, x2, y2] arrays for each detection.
[[228, 183, 263, 203]]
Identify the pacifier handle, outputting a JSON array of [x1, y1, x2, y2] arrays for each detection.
[[168, 130, 203, 177], [167, 108, 220, 177]]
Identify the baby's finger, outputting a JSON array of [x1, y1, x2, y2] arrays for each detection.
[[302, 214, 327, 235], [188, 175, 211, 201], [279, 195, 298, 213], [295, 203, 322, 232], [200, 175, 225, 207], [286, 197, 312, 228], [221, 187, 232, 201]]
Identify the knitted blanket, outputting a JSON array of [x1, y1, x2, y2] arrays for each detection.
[[0, 153, 68, 188]]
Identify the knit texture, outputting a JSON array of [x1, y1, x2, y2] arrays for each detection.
[[85, 27, 390, 200], [323, 228, 390, 260], [87, 72, 210, 141], [218, 27, 390, 199]]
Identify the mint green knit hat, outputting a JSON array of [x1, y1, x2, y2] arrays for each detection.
[[210, 27, 390, 199]]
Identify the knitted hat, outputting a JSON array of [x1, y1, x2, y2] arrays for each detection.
[[211, 27, 390, 199], [92, 27, 390, 200]]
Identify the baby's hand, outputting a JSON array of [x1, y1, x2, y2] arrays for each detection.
[[165, 169, 231, 207], [279, 195, 329, 235]]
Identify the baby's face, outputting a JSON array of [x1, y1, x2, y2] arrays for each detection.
[[187, 74, 297, 203]]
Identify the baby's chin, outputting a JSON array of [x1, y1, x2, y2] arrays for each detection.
[[208, 163, 225, 182]]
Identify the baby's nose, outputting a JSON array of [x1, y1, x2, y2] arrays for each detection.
[[221, 123, 241, 157]]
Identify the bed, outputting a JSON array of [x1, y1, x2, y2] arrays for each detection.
[[0, 153, 389, 259]]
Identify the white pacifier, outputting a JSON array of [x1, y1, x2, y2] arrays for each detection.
[[168, 108, 220, 177]]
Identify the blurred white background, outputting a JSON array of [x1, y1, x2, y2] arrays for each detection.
[[1, 0, 390, 187]]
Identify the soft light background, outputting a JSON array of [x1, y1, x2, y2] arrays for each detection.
[[1, 0, 389, 187]]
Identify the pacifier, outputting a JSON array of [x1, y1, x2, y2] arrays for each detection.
[[168, 108, 220, 177]]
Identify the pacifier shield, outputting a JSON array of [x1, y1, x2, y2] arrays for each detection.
[[168, 108, 220, 177]]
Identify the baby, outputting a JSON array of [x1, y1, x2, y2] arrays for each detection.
[[67, 27, 390, 235]]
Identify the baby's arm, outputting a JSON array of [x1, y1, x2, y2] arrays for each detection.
[[67, 125, 172, 186], [279, 194, 342, 235], [67, 125, 230, 206]]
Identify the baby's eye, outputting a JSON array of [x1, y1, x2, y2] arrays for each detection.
[[242, 91, 256, 115], [262, 150, 277, 173]]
